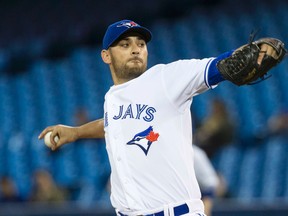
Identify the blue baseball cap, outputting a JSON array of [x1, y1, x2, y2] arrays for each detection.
[[102, 20, 152, 50]]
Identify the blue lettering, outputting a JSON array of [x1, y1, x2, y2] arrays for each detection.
[[122, 104, 134, 119], [104, 112, 108, 127], [113, 105, 123, 120], [143, 107, 156, 122], [136, 104, 148, 119], [112, 104, 156, 121]]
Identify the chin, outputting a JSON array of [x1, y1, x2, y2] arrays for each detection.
[[130, 71, 144, 78]]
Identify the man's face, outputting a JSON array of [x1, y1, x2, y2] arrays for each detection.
[[106, 34, 148, 83]]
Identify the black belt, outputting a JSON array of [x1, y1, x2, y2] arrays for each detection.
[[119, 203, 189, 216]]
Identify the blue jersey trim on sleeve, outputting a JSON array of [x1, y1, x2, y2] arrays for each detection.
[[204, 58, 213, 88], [206, 50, 234, 87]]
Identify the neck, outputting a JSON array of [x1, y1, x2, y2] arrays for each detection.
[[110, 69, 136, 85], [114, 77, 133, 85]]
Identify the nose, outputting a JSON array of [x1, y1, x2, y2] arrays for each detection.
[[131, 43, 140, 55]]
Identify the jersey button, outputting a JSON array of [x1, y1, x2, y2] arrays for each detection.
[[117, 156, 121, 161]]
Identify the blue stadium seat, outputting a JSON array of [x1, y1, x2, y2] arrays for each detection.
[[237, 146, 266, 200], [261, 137, 288, 201], [212, 145, 243, 197], [6, 133, 32, 199]]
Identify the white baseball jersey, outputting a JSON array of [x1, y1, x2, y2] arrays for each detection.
[[103, 57, 216, 215]]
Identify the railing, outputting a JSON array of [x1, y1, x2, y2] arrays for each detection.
[[1, 199, 288, 216]]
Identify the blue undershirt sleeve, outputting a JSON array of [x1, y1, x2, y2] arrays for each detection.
[[207, 50, 234, 86]]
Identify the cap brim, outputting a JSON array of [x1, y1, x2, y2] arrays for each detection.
[[122, 26, 152, 42], [109, 26, 152, 48]]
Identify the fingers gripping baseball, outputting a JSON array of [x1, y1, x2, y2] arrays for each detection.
[[38, 124, 79, 150]]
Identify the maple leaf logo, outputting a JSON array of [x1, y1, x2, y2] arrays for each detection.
[[127, 126, 160, 156], [146, 131, 159, 142]]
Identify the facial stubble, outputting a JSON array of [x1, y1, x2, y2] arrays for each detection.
[[110, 54, 147, 80]]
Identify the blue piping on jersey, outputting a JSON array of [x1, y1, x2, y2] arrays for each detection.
[[204, 58, 213, 88], [206, 50, 234, 88]]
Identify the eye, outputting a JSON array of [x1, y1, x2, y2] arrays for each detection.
[[117, 40, 129, 48], [120, 43, 129, 48], [138, 41, 146, 47]]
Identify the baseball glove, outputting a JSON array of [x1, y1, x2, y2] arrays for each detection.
[[217, 37, 286, 86]]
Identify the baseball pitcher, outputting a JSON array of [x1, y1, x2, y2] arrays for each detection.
[[39, 20, 286, 216]]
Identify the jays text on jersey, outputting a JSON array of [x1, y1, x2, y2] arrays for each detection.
[[104, 57, 215, 215]]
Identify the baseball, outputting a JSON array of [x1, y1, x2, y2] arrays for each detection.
[[44, 131, 59, 148]]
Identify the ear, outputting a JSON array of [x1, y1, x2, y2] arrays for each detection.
[[101, 50, 111, 64]]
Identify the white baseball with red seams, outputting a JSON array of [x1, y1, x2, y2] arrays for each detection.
[[44, 131, 59, 148]]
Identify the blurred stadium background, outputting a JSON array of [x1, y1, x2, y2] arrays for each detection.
[[0, 0, 287, 215]]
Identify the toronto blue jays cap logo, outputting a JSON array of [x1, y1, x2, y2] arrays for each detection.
[[116, 21, 139, 28], [127, 126, 159, 156]]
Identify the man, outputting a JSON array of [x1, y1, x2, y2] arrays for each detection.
[[193, 145, 220, 216], [39, 20, 285, 216]]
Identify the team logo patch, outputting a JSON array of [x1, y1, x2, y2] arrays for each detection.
[[117, 21, 139, 28], [127, 126, 159, 156]]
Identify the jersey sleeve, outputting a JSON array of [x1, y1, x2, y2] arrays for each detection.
[[161, 57, 215, 111]]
